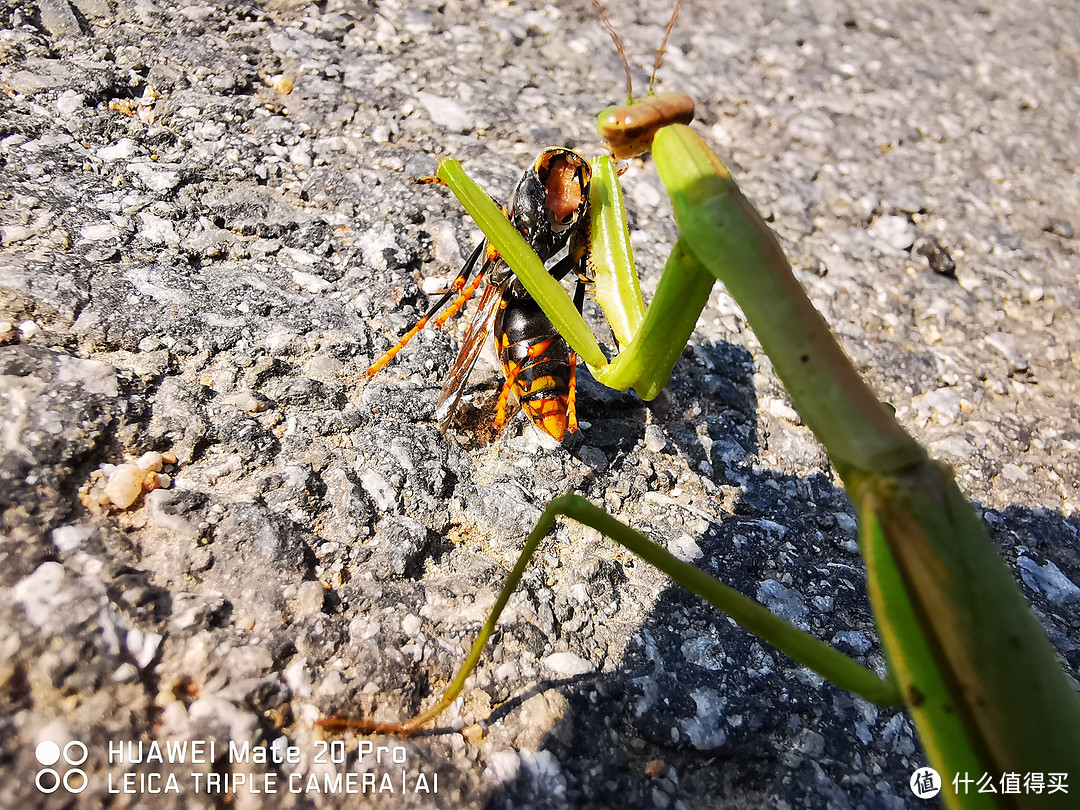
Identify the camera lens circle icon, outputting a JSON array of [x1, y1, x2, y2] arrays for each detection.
[[64, 768, 89, 793], [36, 741, 62, 766], [35, 769, 61, 794], [63, 741, 88, 766]]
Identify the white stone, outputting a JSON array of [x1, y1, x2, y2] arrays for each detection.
[[80, 222, 120, 241], [1, 225, 33, 245], [543, 652, 595, 677], [137, 212, 180, 247], [56, 90, 85, 116], [51, 524, 93, 552], [416, 92, 474, 132], [97, 138, 138, 161], [644, 424, 668, 452], [1019, 557, 1080, 605], [868, 215, 916, 251], [104, 463, 145, 508], [136, 451, 164, 471], [292, 270, 333, 294]]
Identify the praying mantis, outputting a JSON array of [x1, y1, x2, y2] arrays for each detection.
[[326, 3, 1080, 806]]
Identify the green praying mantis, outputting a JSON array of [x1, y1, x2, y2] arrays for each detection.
[[325, 3, 1080, 806]]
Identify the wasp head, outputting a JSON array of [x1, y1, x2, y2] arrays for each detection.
[[508, 148, 592, 262]]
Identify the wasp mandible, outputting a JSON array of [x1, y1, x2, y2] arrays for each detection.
[[367, 148, 592, 442]]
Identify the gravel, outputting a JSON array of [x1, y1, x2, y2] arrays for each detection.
[[2, 0, 1078, 808]]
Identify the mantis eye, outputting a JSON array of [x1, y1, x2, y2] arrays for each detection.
[[598, 93, 695, 160]]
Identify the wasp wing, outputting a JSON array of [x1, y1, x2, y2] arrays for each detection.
[[434, 273, 506, 432]]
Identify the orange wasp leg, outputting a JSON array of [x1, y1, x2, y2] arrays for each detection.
[[493, 376, 514, 430], [493, 338, 554, 429], [366, 240, 488, 377], [566, 277, 586, 435], [567, 352, 578, 434], [433, 254, 490, 327]]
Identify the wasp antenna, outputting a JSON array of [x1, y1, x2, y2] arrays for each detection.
[[592, 0, 635, 105], [649, 0, 686, 96]]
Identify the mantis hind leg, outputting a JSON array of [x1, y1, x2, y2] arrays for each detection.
[[317, 496, 563, 736], [317, 494, 897, 737]]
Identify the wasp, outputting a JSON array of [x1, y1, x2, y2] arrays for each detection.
[[367, 148, 593, 442]]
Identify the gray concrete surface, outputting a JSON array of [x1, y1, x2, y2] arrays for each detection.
[[1, 0, 1078, 807]]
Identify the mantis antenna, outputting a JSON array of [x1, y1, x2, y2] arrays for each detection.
[[650, 0, 686, 95], [591, 0, 634, 105], [592, 0, 688, 103]]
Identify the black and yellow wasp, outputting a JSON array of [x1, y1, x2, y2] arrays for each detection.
[[367, 149, 592, 442]]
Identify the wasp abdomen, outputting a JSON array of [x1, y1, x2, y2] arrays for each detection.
[[495, 292, 573, 441]]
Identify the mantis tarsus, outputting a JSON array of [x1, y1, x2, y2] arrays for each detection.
[[325, 3, 1080, 806]]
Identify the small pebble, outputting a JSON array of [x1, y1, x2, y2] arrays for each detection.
[[269, 74, 294, 94], [767, 398, 801, 424], [80, 223, 120, 242], [869, 215, 916, 251], [290, 143, 313, 167], [56, 90, 86, 116], [667, 534, 702, 563], [644, 425, 668, 453], [1043, 218, 1074, 239], [1, 225, 33, 245], [914, 235, 956, 276], [136, 451, 164, 471], [401, 614, 422, 636], [97, 138, 138, 161], [461, 724, 485, 745], [104, 464, 145, 509], [543, 652, 595, 677], [416, 92, 474, 132]]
